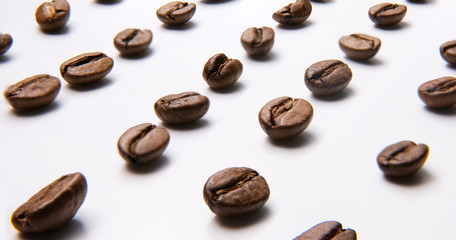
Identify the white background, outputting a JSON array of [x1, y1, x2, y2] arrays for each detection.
[[1, 0, 456, 239]]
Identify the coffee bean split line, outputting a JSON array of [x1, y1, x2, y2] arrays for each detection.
[[214, 171, 258, 198]]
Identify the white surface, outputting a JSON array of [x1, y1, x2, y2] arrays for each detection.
[[1, 0, 456, 239]]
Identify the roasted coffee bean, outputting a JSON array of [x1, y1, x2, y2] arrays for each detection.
[[4, 74, 61, 110], [368, 3, 407, 26], [304, 59, 353, 96], [418, 76, 456, 108], [294, 221, 357, 240], [60, 52, 114, 85], [156, 1, 196, 25], [114, 28, 153, 55], [11, 172, 87, 233], [154, 91, 210, 124], [35, 0, 70, 31], [440, 40, 456, 65], [339, 33, 381, 60], [259, 96, 313, 139], [203, 167, 270, 217], [377, 140, 429, 177], [202, 53, 243, 89], [118, 123, 170, 164], [0, 33, 13, 56], [272, 0, 312, 25], [240, 27, 275, 56]]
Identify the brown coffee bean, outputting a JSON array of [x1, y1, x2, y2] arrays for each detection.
[[114, 28, 153, 55], [294, 221, 357, 240], [377, 140, 429, 177], [0, 33, 13, 56], [440, 40, 456, 65], [368, 3, 407, 26], [339, 33, 381, 60], [304, 59, 353, 96], [156, 1, 196, 25], [4, 74, 61, 110], [418, 76, 456, 108], [240, 27, 275, 56], [118, 123, 170, 164], [272, 0, 312, 25], [35, 0, 70, 31], [11, 172, 87, 233], [154, 91, 210, 124], [203, 167, 270, 217], [60, 52, 114, 85], [202, 53, 243, 89], [259, 96, 313, 139]]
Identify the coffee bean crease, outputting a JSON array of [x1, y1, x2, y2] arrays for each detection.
[[309, 62, 344, 82]]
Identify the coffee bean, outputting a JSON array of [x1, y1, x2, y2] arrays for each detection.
[[272, 0, 312, 25], [377, 140, 429, 177], [259, 96, 313, 139], [418, 76, 456, 108], [202, 53, 243, 89], [294, 221, 357, 240], [440, 40, 456, 65], [114, 28, 153, 55], [4, 74, 61, 110], [35, 0, 70, 31], [0, 33, 13, 56], [154, 91, 210, 124], [118, 123, 170, 164], [368, 3, 407, 26], [304, 59, 353, 96], [60, 52, 114, 85], [240, 27, 275, 56], [156, 1, 196, 25], [203, 167, 270, 217], [11, 172, 87, 233], [339, 33, 381, 60]]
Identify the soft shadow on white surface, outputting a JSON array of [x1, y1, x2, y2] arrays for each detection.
[[208, 82, 244, 94], [276, 21, 314, 31], [162, 119, 211, 131], [0, 54, 12, 63], [383, 168, 433, 187], [310, 0, 334, 4], [267, 132, 316, 149], [247, 52, 279, 62], [310, 88, 355, 102], [343, 57, 384, 67], [94, 0, 123, 5], [118, 48, 154, 60], [9, 102, 61, 117], [424, 106, 456, 116], [161, 22, 197, 31], [39, 26, 71, 35], [66, 78, 114, 92], [212, 206, 271, 229], [374, 22, 411, 31], [406, 0, 436, 4], [124, 156, 170, 174], [200, 0, 237, 4], [17, 219, 85, 240]]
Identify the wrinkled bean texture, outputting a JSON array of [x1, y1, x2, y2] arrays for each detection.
[[35, 0, 70, 31], [156, 1, 196, 25], [304, 59, 353, 96], [368, 3, 407, 26], [240, 27, 275, 56], [203, 167, 270, 217], [0, 33, 13, 56], [114, 28, 153, 55], [418, 76, 456, 108], [339, 33, 381, 60], [60, 52, 114, 85], [11, 172, 87, 233], [202, 53, 243, 89], [259, 96, 313, 139], [118, 123, 170, 164], [377, 140, 429, 177], [294, 221, 357, 240], [154, 91, 210, 124], [440, 40, 456, 65], [4, 74, 61, 110], [272, 0, 312, 25]]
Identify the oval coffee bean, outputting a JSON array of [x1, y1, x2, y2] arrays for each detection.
[[0, 33, 13, 56], [377, 140, 429, 177], [304, 59, 353, 96], [11, 172, 87, 233], [156, 1, 196, 25], [202, 53, 243, 89], [240, 27, 275, 56], [418, 76, 456, 108], [259, 96, 313, 139], [118, 123, 170, 164], [35, 0, 70, 31], [114, 28, 153, 55], [294, 221, 357, 240], [4, 74, 61, 110], [203, 167, 270, 217], [339, 33, 381, 60], [60, 52, 114, 85], [154, 91, 210, 124], [368, 3, 407, 26], [272, 0, 312, 25], [440, 40, 456, 65]]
